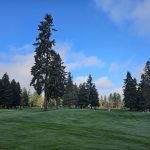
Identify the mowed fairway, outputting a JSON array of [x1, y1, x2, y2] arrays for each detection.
[[0, 109, 150, 150]]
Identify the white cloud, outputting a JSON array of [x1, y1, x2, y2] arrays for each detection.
[[83, 56, 103, 67], [132, 63, 145, 82], [95, 76, 113, 88], [109, 59, 132, 75], [0, 53, 34, 92], [94, 0, 150, 37], [9, 44, 34, 52], [110, 87, 123, 95], [56, 42, 105, 71], [74, 76, 88, 86]]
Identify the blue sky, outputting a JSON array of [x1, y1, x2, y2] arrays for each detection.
[[0, 0, 150, 96]]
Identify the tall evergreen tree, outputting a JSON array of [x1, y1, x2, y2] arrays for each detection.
[[73, 84, 79, 107], [86, 75, 93, 107], [142, 61, 150, 111], [30, 14, 66, 111], [136, 75, 145, 111], [78, 83, 89, 109], [0, 79, 3, 107], [63, 72, 77, 107], [48, 53, 66, 107], [21, 88, 29, 107], [1, 73, 12, 108], [11, 80, 21, 107], [90, 85, 99, 109], [123, 72, 137, 111], [16, 82, 21, 106], [86, 75, 99, 109]]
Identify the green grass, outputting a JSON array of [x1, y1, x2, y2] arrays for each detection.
[[0, 108, 150, 150]]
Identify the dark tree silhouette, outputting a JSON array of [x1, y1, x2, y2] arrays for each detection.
[[123, 72, 137, 111], [30, 14, 66, 111]]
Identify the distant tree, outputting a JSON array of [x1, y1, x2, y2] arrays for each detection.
[[63, 72, 78, 107], [112, 92, 122, 108], [1, 73, 12, 108], [11, 79, 21, 107], [78, 83, 89, 109], [136, 75, 146, 111], [100, 95, 107, 108], [108, 93, 113, 108], [0, 79, 3, 107], [37, 96, 44, 108], [86, 75, 99, 109], [141, 61, 150, 111], [30, 14, 66, 111], [112, 92, 117, 108], [99, 95, 103, 107], [108, 93, 122, 109], [86, 75, 93, 107], [123, 72, 137, 111], [21, 88, 29, 107], [104, 95, 108, 108], [90, 84, 99, 109], [73, 84, 79, 107], [116, 93, 121, 108], [30, 92, 40, 107]]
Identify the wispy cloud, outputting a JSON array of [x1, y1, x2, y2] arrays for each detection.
[[74, 76, 88, 86], [56, 42, 105, 71], [95, 76, 113, 88], [93, 0, 150, 37], [0, 53, 34, 91], [74, 75, 113, 89], [132, 63, 145, 82], [9, 44, 34, 52], [109, 59, 133, 77]]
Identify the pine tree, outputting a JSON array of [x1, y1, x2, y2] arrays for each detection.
[[136, 75, 145, 111], [116, 93, 121, 108], [90, 85, 99, 109], [104, 95, 108, 108], [86, 75, 93, 107], [108, 93, 113, 108], [48, 53, 66, 108], [11, 80, 21, 107], [21, 88, 29, 107], [16, 82, 21, 106], [73, 84, 79, 107], [78, 83, 89, 109], [1, 73, 12, 108], [142, 61, 150, 111], [30, 14, 66, 111], [86, 75, 99, 109], [0, 79, 3, 107], [123, 72, 137, 111], [63, 72, 77, 107]]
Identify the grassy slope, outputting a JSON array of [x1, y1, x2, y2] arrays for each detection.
[[0, 108, 150, 150]]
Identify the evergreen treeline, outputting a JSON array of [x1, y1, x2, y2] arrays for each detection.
[[123, 61, 150, 111], [63, 73, 99, 109], [0, 73, 29, 108]]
